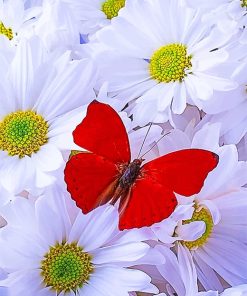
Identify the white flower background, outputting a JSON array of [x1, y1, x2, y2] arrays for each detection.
[[0, 0, 247, 295]]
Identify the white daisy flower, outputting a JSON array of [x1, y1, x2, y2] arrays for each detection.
[[0, 0, 42, 46], [0, 187, 158, 296], [156, 244, 204, 296], [33, 0, 81, 51], [201, 100, 247, 145], [151, 123, 247, 291], [156, 243, 247, 296], [0, 0, 81, 52], [197, 57, 247, 161], [199, 60, 247, 145], [118, 283, 247, 296], [0, 37, 97, 194], [186, 0, 247, 43], [62, 0, 127, 37], [128, 244, 200, 296], [94, 0, 237, 126]]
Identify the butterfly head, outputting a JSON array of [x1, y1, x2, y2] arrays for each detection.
[[133, 158, 144, 166]]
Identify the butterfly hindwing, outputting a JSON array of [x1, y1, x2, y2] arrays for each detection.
[[119, 174, 177, 230], [65, 152, 120, 214], [73, 100, 131, 164]]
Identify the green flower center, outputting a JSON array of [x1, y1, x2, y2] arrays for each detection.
[[241, 0, 247, 7], [41, 243, 93, 293], [149, 43, 192, 83], [0, 110, 49, 158], [182, 206, 214, 249], [101, 0, 125, 19], [0, 22, 13, 40]]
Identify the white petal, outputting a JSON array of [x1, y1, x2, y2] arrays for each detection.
[[9, 37, 45, 110], [35, 196, 64, 246], [195, 72, 238, 92], [172, 82, 187, 114], [36, 58, 96, 120], [111, 227, 157, 245], [176, 221, 206, 242], [177, 244, 198, 296], [199, 200, 221, 225], [78, 205, 119, 252], [156, 245, 185, 295], [0, 156, 35, 193], [193, 252, 223, 292], [92, 242, 149, 265], [31, 143, 64, 172], [91, 266, 158, 295], [35, 169, 56, 189]]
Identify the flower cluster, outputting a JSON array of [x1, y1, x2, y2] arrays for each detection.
[[0, 0, 246, 295]]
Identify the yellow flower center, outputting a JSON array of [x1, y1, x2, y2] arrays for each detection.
[[149, 43, 192, 83], [182, 206, 214, 249], [101, 0, 125, 19], [41, 243, 93, 293], [0, 22, 13, 40], [241, 0, 247, 7], [0, 110, 48, 158]]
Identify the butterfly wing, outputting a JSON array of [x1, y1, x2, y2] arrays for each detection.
[[65, 101, 131, 213], [119, 175, 177, 230], [142, 149, 219, 196], [119, 149, 218, 229], [73, 100, 131, 164], [65, 152, 120, 213]]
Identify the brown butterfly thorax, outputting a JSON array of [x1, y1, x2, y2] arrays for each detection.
[[110, 159, 144, 204]]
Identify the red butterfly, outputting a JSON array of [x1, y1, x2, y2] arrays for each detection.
[[64, 101, 219, 230]]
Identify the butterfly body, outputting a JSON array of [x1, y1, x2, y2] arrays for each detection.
[[119, 159, 143, 189], [110, 158, 144, 204], [65, 101, 219, 230]]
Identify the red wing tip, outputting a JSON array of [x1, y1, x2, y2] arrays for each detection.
[[212, 152, 219, 164], [90, 100, 114, 109], [90, 99, 100, 105]]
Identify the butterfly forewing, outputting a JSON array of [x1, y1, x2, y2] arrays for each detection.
[[142, 149, 219, 196], [73, 100, 131, 164]]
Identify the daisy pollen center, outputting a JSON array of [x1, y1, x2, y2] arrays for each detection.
[[0, 110, 48, 158], [0, 22, 13, 40], [101, 0, 125, 19], [241, 0, 247, 7], [149, 43, 192, 83], [41, 243, 93, 293], [182, 206, 213, 250]]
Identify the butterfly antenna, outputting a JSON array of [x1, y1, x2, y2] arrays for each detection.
[[140, 131, 171, 159], [137, 123, 153, 159]]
